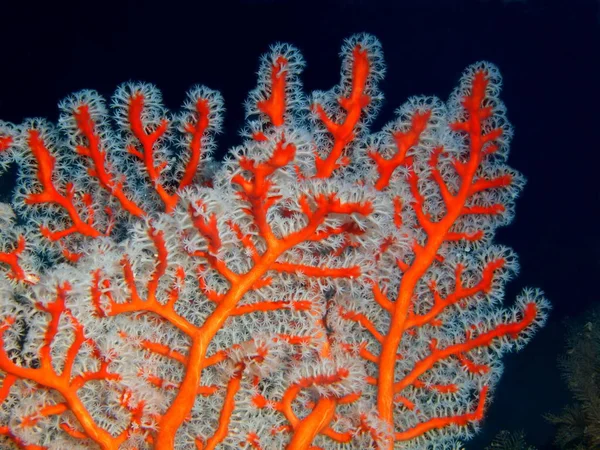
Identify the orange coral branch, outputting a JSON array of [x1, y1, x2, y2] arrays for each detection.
[[24, 130, 102, 239], [314, 45, 372, 178], [127, 93, 177, 212], [73, 105, 145, 217], [0, 285, 126, 450], [0, 235, 36, 284], [257, 56, 289, 127], [376, 70, 515, 446], [394, 387, 488, 442], [179, 98, 211, 189], [202, 366, 243, 450], [394, 302, 538, 395], [370, 110, 431, 190]]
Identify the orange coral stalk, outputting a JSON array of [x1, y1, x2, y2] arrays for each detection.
[[0, 34, 547, 450]]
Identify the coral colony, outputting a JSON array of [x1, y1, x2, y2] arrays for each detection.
[[0, 34, 548, 449]]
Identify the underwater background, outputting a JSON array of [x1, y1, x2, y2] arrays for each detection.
[[0, 0, 598, 448]]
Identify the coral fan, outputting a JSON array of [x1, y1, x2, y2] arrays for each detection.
[[0, 34, 548, 449]]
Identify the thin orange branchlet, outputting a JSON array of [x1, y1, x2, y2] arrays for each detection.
[[0, 34, 548, 449]]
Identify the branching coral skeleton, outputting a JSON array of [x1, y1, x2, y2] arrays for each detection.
[[0, 34, 548, 449]]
